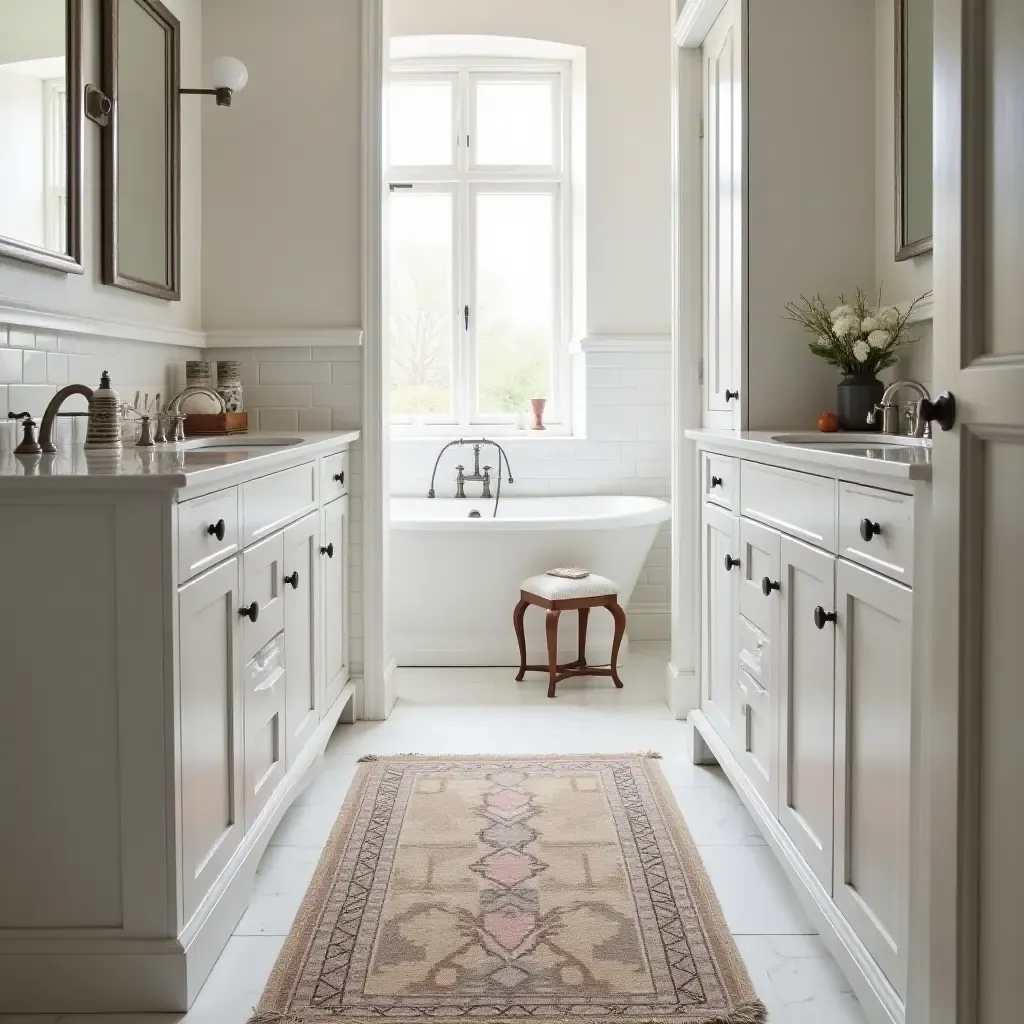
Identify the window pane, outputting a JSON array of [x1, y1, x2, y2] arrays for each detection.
[[389, 80, 453, 166], [389, 192, 454, 417], [475, 192, 554, 415], [474, 80, 554, 166]]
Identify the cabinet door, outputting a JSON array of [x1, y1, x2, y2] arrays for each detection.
[[240, 532, 285, 663], [284, 512, 321, 768], [735, 519, 781, 812], [702, 0, 743, 426], [778, 536, 836, 890], [178, 557, 244, 924], [833, 560, 912, 998], [321, 495, 349, 712], [701, 502, 739, 743]]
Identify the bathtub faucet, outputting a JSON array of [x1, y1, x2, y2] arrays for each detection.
[[427, 438, 514, 517]]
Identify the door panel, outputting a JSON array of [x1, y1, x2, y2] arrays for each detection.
[[701, 501, 739, 743], [322, 495, 349, 711], [241, 532, 285, 662], [932, 0, 1024, 1019], [834, 560, 912, 999], [178, 557, 244, 924], [284, 512, 320, 768], [702, 0, 743, 425], [778, 536, 836, 890]]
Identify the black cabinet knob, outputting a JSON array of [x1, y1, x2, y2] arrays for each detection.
[[321, 543, 335, 559], [725, 389, 739, 402], [334, 471, 345, 484], [814, 606, 837, 630], [284, 571, 300, 590], [859, 518, 881, 542], [918, 392, 956, 432], [239, 601, 259, 623], [710, 476, 724, 488], [761, 577, 781, 597], [724, 554, 740, 571], [207, 519, 226, 542]]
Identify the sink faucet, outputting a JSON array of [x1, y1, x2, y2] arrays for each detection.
[[427, 438, 514, 515], [39, 383, 95, 453], [165, 386, 227, 441], [866, 380, 932, 438]]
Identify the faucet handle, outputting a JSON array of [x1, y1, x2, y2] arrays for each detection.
[[9, 412, 42, 456], [866, 403, 882, 426]]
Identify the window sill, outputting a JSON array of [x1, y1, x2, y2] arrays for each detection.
[[392, 430, 587, 444]]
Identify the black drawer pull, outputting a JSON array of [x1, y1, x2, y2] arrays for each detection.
[[710, 476, 723, 489], [859, 518, 881, 542], [814, 606, 837, 630], [333, 471, 345, 484], [724, 555, 740, 571], [321, 543, 335, 559], [761, 577, 781, 597], [285, 571, 300, 590], [239, 601, 259, 623], [207, 519, 226, 542]]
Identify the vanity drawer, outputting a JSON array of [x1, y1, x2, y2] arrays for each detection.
[[243, 632, 287, 832], [178, 486, 240, 581], [741, 461, 837, 552], [241, 533, 286, 662], [241, 462, 317, 547], [838, 482, 915, 586], [703, 452, 738, 510], [321, 450, 350, 503]]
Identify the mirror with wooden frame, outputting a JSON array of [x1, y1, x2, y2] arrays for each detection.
[[0, 0, 83, 274], [895, 0, 933, 261], [102, 0, 180, 299]]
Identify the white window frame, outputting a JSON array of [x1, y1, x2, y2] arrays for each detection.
[[43, 78, 67, 254], [389, 57, 573, 434]]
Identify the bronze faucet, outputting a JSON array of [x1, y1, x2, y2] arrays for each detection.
[[38, 383, 95, 453]]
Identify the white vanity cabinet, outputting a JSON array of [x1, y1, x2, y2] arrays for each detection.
[[688, 436, 927, 1024], [0, 433, 358, 1015]]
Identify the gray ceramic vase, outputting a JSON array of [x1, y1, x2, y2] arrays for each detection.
[[837, 373, 884, 431]]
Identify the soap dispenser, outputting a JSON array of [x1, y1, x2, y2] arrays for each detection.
[[84, 371, 123, 451]]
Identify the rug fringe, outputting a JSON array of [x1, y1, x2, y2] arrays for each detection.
[[357, 751, 664, 762], [247, 1006, 766, 1024]]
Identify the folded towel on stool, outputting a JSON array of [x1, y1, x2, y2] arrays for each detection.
[[545, 567, 591, 580]]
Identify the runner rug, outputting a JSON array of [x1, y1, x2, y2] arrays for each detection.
[[251, 753, 765, 1024]]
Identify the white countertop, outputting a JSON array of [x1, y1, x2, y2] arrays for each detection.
[[686, 429, 932, 481], [0, 431, 361, 494]]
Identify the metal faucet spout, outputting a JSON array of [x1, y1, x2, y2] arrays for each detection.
[[39, 383, 95, 453]]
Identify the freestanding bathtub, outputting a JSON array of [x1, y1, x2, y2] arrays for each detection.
[[390, 495, 671, 666]]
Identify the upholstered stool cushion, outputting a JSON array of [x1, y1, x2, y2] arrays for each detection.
[[520, 572, 617, 602]]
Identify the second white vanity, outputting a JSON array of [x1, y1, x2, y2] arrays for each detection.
[[0, 431, 359, 1013], [686, 430, 932, 1024]]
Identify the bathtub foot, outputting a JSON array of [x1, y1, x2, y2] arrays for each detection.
[[513, 598, 529, 681], [609, 600, 626, 688]]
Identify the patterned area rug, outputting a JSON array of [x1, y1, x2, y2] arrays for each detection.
[[251, 754, 765, 1024]]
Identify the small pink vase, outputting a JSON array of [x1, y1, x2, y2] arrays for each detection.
[[530, 397, 547, 431]]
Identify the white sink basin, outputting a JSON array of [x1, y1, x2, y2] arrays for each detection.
[[178, 436, 305, 451], [771, 432, 931, 449]]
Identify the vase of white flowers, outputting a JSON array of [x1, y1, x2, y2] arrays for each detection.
[[784, 287, 931, 431]]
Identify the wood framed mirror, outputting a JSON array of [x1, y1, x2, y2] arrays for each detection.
[[0, 0, 83, 274], [102, 0, 180, 299], [895, 0, 933, 261]]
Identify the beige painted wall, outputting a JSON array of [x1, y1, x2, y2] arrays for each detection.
[[201, 0, 363, 332], [0, 0, 203, 331], [390, 0, 673, 338]]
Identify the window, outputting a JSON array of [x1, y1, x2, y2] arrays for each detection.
[[43, 78, 67, 253], [388, 60, 571, 429]]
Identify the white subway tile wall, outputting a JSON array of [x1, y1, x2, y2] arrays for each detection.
[[224, 343, 671, 648], [206, 346, 366, 673]]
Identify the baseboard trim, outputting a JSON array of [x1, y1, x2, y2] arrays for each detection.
[[690, 710, 905, 1024]]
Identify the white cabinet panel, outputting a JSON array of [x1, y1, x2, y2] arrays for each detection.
[[778, 536, 836, 891], [741, 461, 837, 552], [838, 481, 915, 586], [177, 486, 240, 582], [701, 501, 739, 743], [241, 533, 285, 663], [702, 451, 738, 511], [834, 560, 912, 998], [321, 495, 350, 711], [178, 557, 244, 925], [243, 633, 287, 832], [241, 462, 317, 547], [320, 450, 350, 504], [284, 511, 321, 767]]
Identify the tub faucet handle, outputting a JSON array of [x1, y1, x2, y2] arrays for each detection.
[[455, 464, 466, 499]]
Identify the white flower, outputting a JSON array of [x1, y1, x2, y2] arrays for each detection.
[[853, 340, 871, 363], [830, 304, 854, 322], [833, 315, 860, 339], [868, 329, 891, 349], [877, 306, 900, 327], [861, 316, 879, 333]]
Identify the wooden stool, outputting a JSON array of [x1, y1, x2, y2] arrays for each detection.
[[513, 572, 626, 698]]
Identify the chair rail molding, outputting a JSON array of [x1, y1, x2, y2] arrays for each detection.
[[675, 0, 732, 48], [576, 335, 671, 354], [0, 296, 205, 349], [204, 328, 363, 348]]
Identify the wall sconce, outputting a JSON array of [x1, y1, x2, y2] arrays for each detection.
[[181, 56, 248, 107]]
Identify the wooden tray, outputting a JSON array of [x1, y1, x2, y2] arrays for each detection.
[[183, 412, 249, 436]]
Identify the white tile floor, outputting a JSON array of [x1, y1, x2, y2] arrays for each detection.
[[9, 645, 867, 1024]]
